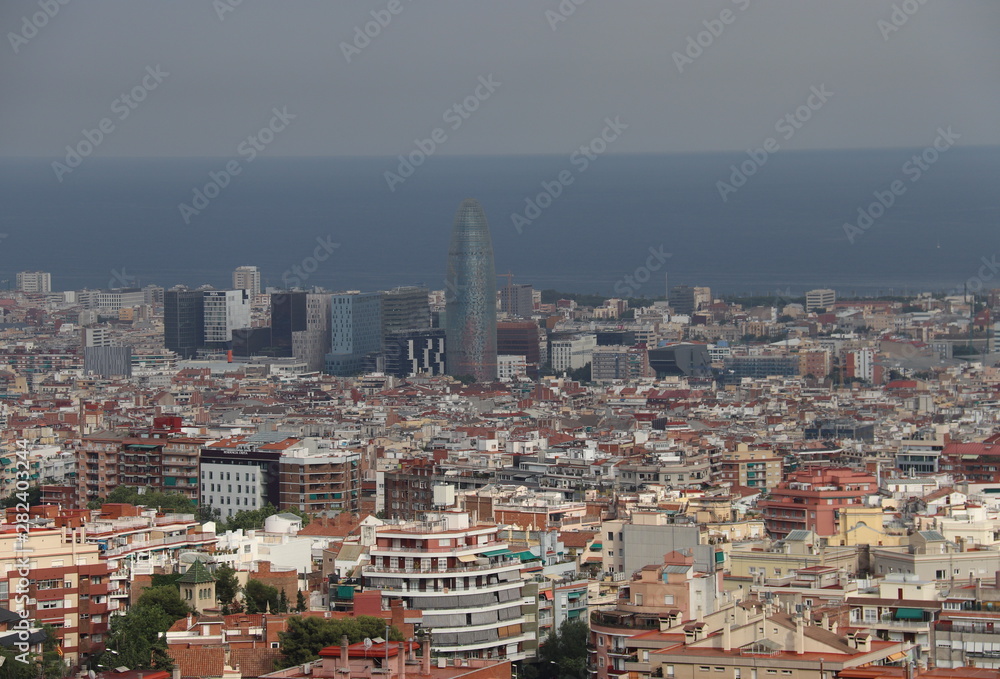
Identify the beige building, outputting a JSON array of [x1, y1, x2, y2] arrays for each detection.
[[728, 531, 860, 580], [0, 527, 114, 667], [643, 610, 909, 679], [713, 444, 782, 491]]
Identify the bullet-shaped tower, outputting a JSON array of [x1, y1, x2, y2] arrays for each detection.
[[445, 199, 497, 382]]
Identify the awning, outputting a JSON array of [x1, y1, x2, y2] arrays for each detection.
[[125, 444, 159, 450], [457, 554, 478, 563], [516, 551, 538, 562], [895, 608, 924, 620], [885, 652, 907, 662], [589, 543, 603, 551], [482, 549, 512, 557], [541, 590, 553, 600]]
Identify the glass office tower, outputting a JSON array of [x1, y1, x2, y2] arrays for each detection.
[[445, 199, 497, 382]]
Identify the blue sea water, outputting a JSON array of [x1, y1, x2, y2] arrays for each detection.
[[0, 148, 998, 298]]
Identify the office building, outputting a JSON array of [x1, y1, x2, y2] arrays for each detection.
[[723, 355, 799, 382], [16, 270, 51, 293], [232, 265, 261, 295], [445, 199, 497, 382], [383, 328, 446, 377], [647, 343, 713, 378], [203, 289, 251, 346], [549, 334, 596, 372], [382, 286, 431, 339], [325, 291, 383, 376], [164, 289, 205, 358], [200, 434, 285, 518], [806, 288, 836, 312]]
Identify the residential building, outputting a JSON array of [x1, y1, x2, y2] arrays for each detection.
[[232, 265, 261, 295], [362, 512, 530, 661], [500, 283, 534, 318], [16, 270, 51, 293], [0, 526, 113, 667], [592, 345, 650, 383], [279, 444, 362, 514], [758, 467, 878, 539], [713, 444, 782, 491], [77, 418, 203, 504]]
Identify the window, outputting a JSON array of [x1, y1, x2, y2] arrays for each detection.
[[39, 601, 60, 610], [608, 532, 614, 541], [700, 668, 710, 673], [766, 671, 777, 675], [664, 595, 674, 605], [666, 667, 674, 678]]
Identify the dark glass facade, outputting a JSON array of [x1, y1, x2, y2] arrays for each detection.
[[445, 199, 497, 382]]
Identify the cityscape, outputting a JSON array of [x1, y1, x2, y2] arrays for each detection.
[[2, 3, 1000, 679]]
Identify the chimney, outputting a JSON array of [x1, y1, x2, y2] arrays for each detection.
[[795, 618, 805, 655], [398, 641, 406, 679], [421, 633, 431, 676], [172, 668, 181, 679], [341, 634, 350, 670], [722, 619, 732, 652]]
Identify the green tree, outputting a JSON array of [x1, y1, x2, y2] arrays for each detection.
[[277, 616, 402, 669], [244, 579, 279, 614], [296, 590, 307, 612], [99, 604, 174, 672], [39, 624, 64, 679], [215, 565, 240, 613], [149, 573, 183, 590], [219, 504, 310, 533], [524, 619, 588, 679], [0, 486, 40, 509], [567, 363, 590, 383], [0, 646, 39, 679], [137, 585, 192, 621], [278, 589, 290, 613], [93, 486, 195, 514]]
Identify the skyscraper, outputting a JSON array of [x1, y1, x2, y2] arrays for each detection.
[[445, 198, 497, 381]]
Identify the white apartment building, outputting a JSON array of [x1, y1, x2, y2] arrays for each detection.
[[363, 512, 531, 661], [16, 270, 51, 293]]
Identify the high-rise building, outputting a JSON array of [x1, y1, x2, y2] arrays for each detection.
[[325, 291, 383, 376], [381, 286, 431, 339], [16, 270, 51, 293], [500, 282, 533, 318], [445, 199, 497, 381], [232, 265, 261, 295], [591, 344, 651, 382], [164, 289, 205, 358], [203, 289, 251, 346]]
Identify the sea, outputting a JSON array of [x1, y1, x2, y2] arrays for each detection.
[[1, 147, 998, 298]]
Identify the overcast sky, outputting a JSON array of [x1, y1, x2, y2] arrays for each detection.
[[2, 0, 998, 157]]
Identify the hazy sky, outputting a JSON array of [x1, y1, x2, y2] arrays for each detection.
[[2, 0, 998, 157]]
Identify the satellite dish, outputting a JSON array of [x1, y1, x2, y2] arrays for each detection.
[[364, 638, 373, 649]]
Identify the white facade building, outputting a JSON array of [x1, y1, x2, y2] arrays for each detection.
[[203, 290, 251, 344], [550, 334, 597, 372]]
